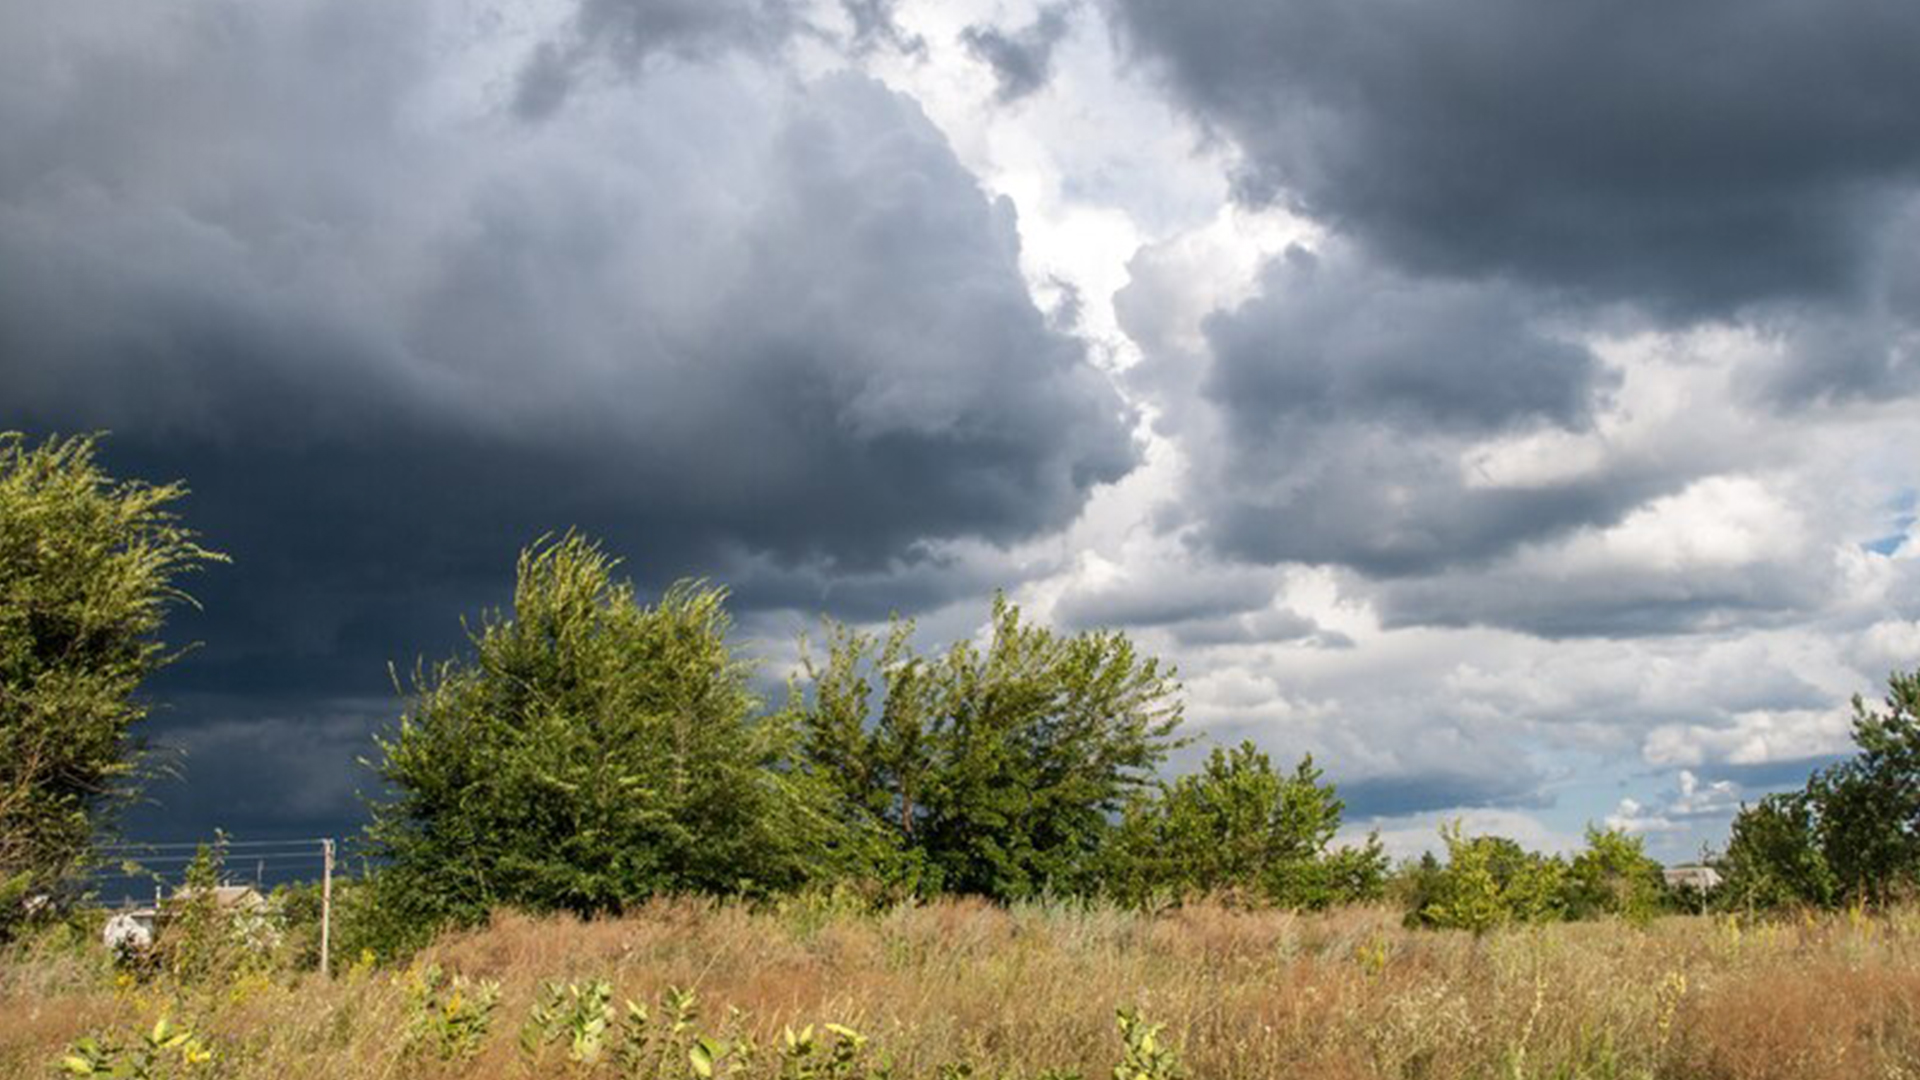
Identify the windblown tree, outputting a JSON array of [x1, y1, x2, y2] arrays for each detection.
[[792, 596, 1185, 900], [0, 433, 222, 932], [1102, 741, 1388, 909], [365, 535, 871, 941]]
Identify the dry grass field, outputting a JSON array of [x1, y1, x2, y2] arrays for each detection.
[[6, 899, 1920, 1080]]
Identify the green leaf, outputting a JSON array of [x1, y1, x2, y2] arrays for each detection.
[[690, 1037, 720, 1078]]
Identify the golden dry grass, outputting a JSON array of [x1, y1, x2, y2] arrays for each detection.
[[6, 899, 1920, 1079]]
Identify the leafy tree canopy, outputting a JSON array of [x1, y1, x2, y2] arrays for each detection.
[[364, 534, 872, 945], [1719, 668, 1920, 909], [791, 596, 1185, 900], [0, 432, 222, 931], [1103, 741, 1386, 909]]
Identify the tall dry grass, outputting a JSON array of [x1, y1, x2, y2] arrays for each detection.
[[6, 899, 1919, 1079]]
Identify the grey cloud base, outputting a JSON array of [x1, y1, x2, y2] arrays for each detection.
[[1108, 0, 1920, 616], [1109, 0, 1920, 317], [0, 0, 1136, 835]]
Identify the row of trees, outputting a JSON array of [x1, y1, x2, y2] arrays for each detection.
[[4, 431, 1915, 953], [362, 534, 1394, 946], [1399, 824, 1670, 931]]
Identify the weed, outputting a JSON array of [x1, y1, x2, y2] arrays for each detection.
[[1111, 1011, 1181, 1080], [401, 962, 501, 1062], [58, 1018, 213, 1078]]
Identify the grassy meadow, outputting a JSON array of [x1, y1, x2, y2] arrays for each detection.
[[7, 899, 1920, 1080]]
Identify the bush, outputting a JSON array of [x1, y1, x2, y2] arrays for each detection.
[[1101, 742, 1385, 909], [1563, 826, 1667, 923], [364, 534, 868, 940], [1413, 823, 1567, 932]]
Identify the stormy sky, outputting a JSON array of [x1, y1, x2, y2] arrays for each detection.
[[4, 0, 1917, 871]]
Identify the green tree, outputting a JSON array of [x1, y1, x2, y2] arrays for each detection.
[[1718, 791, 1835, 910], [1715, 669, 1920, 910], [364, 535, 869, 947], [1823, 670, 1920, 903], [792, 596, 1185, 900], [1562, 825, 1666, 923], [1102, 741, 1386, 908], [1416, 823, 1567, 932], [0, 433, 222, 933]]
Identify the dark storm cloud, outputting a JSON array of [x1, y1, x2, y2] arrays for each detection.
[[1340, 770, 1547, 821], [1205, 246, 1605, 437], [1108, 0, 1920, 316], [1199, 456, 1656, 577], [1123, 241, 1643, 576], [515, 0, 802, 118], [1375, 553, 1834, 639], [1055, 566, 1277, 629], [0, 0, 1136, 837], [961, 3, 1077, 104], [1739, 208, 1920, 406]]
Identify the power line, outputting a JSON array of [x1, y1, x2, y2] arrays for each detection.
[[91, 853, 324, 868], [93, 849, 322, 862], [96, 838, 331, 851]]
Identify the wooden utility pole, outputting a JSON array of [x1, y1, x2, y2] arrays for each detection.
[[319, 838, 334, 979]]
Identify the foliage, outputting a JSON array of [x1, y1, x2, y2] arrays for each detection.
[[0, 432, 223, 936], [1101, 741, 1386, 908], [1718, 668, 1920, 909], [791, 597, 1185, 900], [270, 872, 413, 970], [1111, 1010, 1182, 1080], [774, 1023, 883, 1080], [58, 1018, 212, 1078], [402, 963, 501, 1062], [1415, 822, 1567, 932], [1719, 791, 1836, 911], [520, 981, 737, 1078], [1562, 826, 1667, 923], [364, 534, 866, 941], [520, 978, 617, 1066], [150, 838, 273, 983]]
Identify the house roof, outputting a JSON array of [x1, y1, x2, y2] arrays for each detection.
[[170, 883, 268, 910]]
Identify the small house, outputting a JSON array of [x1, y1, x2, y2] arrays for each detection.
[[1662, 864, 1723, 892], [101, 882, 274, 953]]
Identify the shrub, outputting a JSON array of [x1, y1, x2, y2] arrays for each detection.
[[1563, 826, 1667, 923], [402, 963, 501, 1062], [365, 534, 866, 939], [58, 1018, 213, 1079], [1102, 742, 1386, 909], [1111, 1010, 1182, 1080], [1415, 822, 1566, 932]]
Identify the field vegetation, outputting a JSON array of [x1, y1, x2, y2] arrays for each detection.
[[8, 897, 1920, 1080], [6, 432, 1920, 1078]]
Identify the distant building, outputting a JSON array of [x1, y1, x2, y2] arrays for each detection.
[[169, 883, 268, 914], [101, 882, 273, 953], [1662, 864, 1723, 892]]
